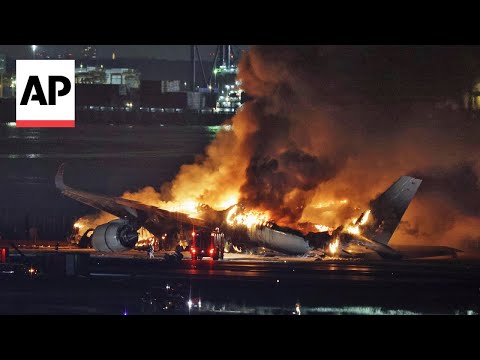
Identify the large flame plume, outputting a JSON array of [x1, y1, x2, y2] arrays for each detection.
[[83, 46, 480, 249]]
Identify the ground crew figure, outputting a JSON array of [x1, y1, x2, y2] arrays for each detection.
[[147, 244, 154, 259]]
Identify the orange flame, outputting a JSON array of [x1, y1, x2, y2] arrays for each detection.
[[226, 205, 270, 228], [359, 210, 371, 225], [345, 209, 370, 235], [314, 224, 332, 232], [346, 225, 360, 235], [329, 238, 340, 255]]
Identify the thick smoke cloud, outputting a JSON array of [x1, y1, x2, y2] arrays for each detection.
[[414, 164, 480, 217], [241, 149, 340, 224], [399, 164, 480, 246], [119, 45, 480, 248]]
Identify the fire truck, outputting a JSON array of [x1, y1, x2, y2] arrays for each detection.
[[190, 228, 225, 260]]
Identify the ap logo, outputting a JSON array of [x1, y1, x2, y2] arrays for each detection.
[[16, 60, 75, 128]]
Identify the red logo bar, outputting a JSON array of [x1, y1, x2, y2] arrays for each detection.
[[16, 120, 75, 128]]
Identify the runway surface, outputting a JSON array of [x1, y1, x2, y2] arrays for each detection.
[[2, 250, 480, 314]]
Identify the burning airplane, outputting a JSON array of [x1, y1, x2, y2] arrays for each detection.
[[55, 46, 480, 258], [56, 165, 459, 259]]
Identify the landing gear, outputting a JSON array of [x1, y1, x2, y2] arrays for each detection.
[[213, 248, 225, 261], [78, 229, 94, 248]]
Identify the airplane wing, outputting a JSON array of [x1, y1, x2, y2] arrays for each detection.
[[55, 163, 206, 228]]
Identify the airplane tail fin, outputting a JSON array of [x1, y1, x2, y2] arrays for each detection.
[[360, 176, 422, 245]]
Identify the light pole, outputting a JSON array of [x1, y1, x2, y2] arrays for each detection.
[[31, 45, 37, 59]]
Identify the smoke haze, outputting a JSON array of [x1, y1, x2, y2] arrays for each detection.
[[114, 46, 480, 247]]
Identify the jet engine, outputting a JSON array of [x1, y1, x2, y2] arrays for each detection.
[[91, 219, 139, 252]]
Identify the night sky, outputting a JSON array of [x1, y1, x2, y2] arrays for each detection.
[[0, 45, 249, 60]]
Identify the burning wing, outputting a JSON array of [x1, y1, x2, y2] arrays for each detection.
[[56, 164, 144, 219], [55, 164, 206, 231]]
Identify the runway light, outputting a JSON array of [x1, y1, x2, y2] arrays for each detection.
[[276, 279, 280, 283]]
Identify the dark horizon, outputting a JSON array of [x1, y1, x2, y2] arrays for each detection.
[[0, 45, 249, 61]]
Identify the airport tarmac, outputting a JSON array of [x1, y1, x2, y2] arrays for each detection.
[[1, 247, 480, 314]]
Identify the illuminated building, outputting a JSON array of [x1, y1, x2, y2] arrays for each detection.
[[75, 66, 140, 89]]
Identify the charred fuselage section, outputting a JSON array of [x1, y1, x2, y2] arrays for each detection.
[[224, 222, 311, 255]]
